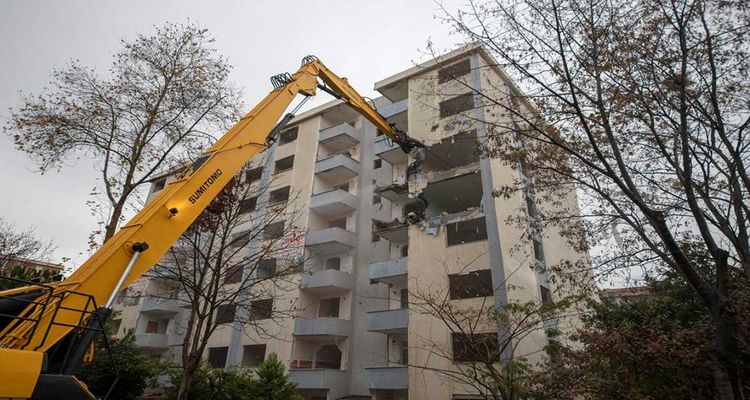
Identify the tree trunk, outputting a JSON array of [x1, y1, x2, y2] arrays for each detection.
[[176, 354, 200, 400], [103, 199, 127, 243], [711, 297, 745, 400]]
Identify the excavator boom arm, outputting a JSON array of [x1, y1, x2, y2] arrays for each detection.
[[0, 57, 415, 398]]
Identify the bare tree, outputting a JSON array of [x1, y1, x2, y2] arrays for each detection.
[[147, 164, 305, 400], [5, 22, 240, 245], [0, 217, 56, 272], [434, 0, 750, 397], [408, 260, 573, 400]]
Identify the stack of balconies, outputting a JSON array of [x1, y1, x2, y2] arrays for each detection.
[[291, 121, 362, 399]]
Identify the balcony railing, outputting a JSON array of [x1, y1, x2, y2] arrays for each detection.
[[310, 188, 358, 218], [293, 317, 352, 338], [315, 154, 359, 183], [369, 257, 407, 286], [289, 368, 349, 391], [300, 269, 355, 294], [319, 123, 360, 154], [364, 366, 408, 390], [305, 227, 357, 255], [367, 308, 408, 334], [134, 333, 168, 349]]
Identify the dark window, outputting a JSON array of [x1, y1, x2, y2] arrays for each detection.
[[111, 319, 122, 335], [400, 341, 409, 365], [239, 197, 257, 214], [318, 297, 340, 318], [401, 245, 409, 257], [246, 167, 263, 184], [152, 178, 166, 192], [208, 347, 228, 368], [257, 259, 276, 279], [438, 58, 471, 83], [373, 195, 381, 205], [334, 182, 350, 192], [216, 305, 236, 324], [449, 269, 493, 299], [242, 344, 267, 367], [231, 230, 251, 247], [278, 126, 298, 145], [446, 217, 487, 246], [315, 344, 342, 369], [263, 221, 285, 240], [373, 159, 382, 169], [540, 285, 552, 304], [249, 299, 273, 320], [269, 186, 290, 205], [330, 218, 347, 230], [325, 257, 341, 270], [372, 232, 381, 243], [439, 93, 474, 119], [400, 288, 409, 309], [145, 320, 160, 333], [225, 265, 243, 284], [275, 156, 294, 173], [452, 332, 500, 363]]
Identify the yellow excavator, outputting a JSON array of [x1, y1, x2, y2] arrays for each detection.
[[0, 56, 420, 399]]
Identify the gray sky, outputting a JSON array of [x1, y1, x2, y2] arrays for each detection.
[[0, 1, 462, 268]]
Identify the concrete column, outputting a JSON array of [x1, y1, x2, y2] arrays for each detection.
[[469, 52, 512, 359]]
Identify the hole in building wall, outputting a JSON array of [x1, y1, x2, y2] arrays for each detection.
[[423, 130, 479, 173]]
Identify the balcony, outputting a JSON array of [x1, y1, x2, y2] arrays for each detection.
[[306, 227, 357, 255], [315, 154, 359, 183], [375, 137, 407, 164], [364, 366, 408, 390], [374, 183, 408, 203], [373, 220, 408, 243], [310, 189, 358, 219], [289, 369, 349, 390], [140, 297, 180, 316], [294, 317, 352, 338], [369, 257, 407, 286], [319, 123, 360, 154], [367, 308, 408, 334], [134, 333, 168, 349], [378, 98, 408, 118], [301, 269, 355, 294]]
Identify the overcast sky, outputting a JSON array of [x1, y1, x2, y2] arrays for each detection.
[[0, 1, 463, 268]]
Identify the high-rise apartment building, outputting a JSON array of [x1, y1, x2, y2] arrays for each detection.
[[112, 43, 589, 400]]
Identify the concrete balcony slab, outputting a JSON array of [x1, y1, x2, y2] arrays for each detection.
[[374, 183, 408, 203], [364, 366, 408, 390], [301, 269, 355, 294], [306, 227, 357, 255], [294, 317, 352, 338], [319, 123, 360, 154], [375, 137, 407, 164], [315, 154, 359, 183], [310, 189, 358, 219], [368, 257, 407, 286], [135, 333, 168, 349], [367, 308, 408, 334]]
